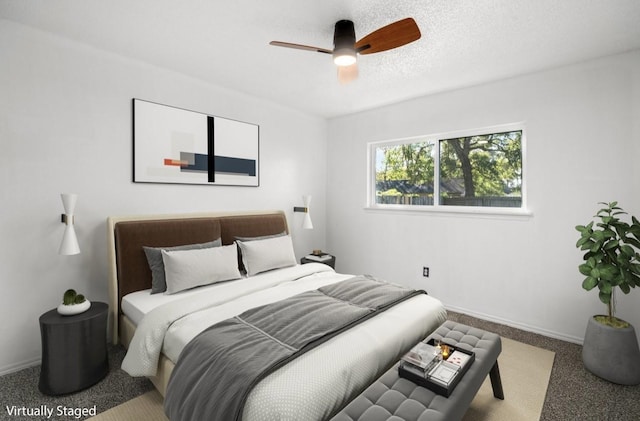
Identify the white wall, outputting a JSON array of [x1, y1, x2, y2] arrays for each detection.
[[0, 20, 328, 374], [327, 50, 640, 345]]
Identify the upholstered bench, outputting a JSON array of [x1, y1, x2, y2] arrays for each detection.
[[331, 321, 504, 421]]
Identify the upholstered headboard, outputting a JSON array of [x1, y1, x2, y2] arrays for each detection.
[[106, 210, 288, 343]]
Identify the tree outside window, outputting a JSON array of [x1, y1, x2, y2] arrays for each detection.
[[375, 141, 434, 205], [372, 127, 523, 210], [439, 130, 522, 207]]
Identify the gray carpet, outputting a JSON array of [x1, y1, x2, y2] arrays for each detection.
[[447, 312, 640, 421], [0, 346, 153, 421], [1, 312, 639, 420]]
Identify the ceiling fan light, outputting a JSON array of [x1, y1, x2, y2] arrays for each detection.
[[333, 48, 356, 66]]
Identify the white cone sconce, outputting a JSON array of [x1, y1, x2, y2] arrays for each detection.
[[293, 195, 313, 229], [59, 193, 80, 255]]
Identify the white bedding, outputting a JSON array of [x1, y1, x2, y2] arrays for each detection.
[[121, 263, 447, 420], [121, 279, 250, 326], [120, 264, 334, 327]]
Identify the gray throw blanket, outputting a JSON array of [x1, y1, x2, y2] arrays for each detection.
[[164, 275, 425, 421]]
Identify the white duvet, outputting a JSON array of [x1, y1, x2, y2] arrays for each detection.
[[121, 263, 447, 420]]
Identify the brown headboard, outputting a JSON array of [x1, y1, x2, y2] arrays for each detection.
[[106, 210, 288, 343]]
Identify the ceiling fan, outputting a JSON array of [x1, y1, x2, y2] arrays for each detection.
[[269, 18, 421, 84]]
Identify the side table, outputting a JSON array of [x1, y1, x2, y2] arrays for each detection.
[[39, 301, 109, 395], [301, 253, 336, 269]]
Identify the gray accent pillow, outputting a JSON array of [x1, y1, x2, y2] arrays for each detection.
[[143, 239, 222, 294], [234, 232, 286, 242], [236, 235, 297, 276], [234, 232, 286, 273]]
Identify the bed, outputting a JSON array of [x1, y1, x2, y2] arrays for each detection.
[[106, 210, 447, 420]]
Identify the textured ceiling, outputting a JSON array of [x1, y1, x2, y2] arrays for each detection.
[[2, 0, 640, 118]]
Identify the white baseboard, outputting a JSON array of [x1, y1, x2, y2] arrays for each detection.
[[445, 304, 584, 345], [0, 357, 40, 377]]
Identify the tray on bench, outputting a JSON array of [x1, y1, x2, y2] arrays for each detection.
[[398, 338, 475, 397]]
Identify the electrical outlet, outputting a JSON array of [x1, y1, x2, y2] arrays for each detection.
[[423, 267, 430, 277]]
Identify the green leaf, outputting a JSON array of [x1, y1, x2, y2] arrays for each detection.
[[590, 251, 604, 262], [598, 281, 612, 294], [598, 264, 618, 280], [617, 256, 630, 270], [580, 239, 596, 251], [609, 274, 622, 286], [582, 277, 598, 291], [614, 225, 627, 239], [626, 237, 640, 249], [579, 264, 592, 276], [620, 245, 635, 257], [576, 236, 590, 248], [603, 240, 619, 250], [620, 282, 631, 294], [599, 290, 611, 304]]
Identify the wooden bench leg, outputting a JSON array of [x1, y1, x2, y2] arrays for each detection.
[[489, 360, 505, 400]]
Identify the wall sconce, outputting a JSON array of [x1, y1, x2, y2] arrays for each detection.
[[59, 193, 80, 255], [293, 195, 313, 229]]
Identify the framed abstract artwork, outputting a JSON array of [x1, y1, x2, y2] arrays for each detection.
[[133, 99, 259, 186]]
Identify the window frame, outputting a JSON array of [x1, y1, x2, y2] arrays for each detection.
[[366, 123, 530, 216]]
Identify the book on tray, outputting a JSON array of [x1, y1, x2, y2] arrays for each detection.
[[400, 342, 440, 371], [398, 339, 475, 396]]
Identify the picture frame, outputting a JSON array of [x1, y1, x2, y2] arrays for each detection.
[[132, 99, 259, 186]]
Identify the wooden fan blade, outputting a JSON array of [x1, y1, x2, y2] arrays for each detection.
[[337, 63, 359, 84], [269, 41, 332, 54], [355, 18, 421, 55]]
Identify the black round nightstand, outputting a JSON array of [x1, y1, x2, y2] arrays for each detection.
[[38, 301, 109, 395], [301, 253, 336, 269]]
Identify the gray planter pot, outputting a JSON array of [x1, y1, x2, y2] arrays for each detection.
[[582, 316, 640, 385]]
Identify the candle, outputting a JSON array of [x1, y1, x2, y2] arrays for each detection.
[[441, 345, 451, 359]]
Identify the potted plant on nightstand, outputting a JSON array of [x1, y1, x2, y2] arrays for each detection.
[[57, 289, 91, 316], [575, 201, 640, 385]]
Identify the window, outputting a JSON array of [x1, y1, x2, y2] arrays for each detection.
[[374, 141, 435, 206], [369, 125, 525, 213]]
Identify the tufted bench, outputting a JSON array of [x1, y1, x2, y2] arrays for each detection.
[[331, 321, 504, 421]]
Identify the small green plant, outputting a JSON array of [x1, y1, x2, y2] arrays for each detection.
[[62, 289, 86, 305], [576, 202, 640, 327]]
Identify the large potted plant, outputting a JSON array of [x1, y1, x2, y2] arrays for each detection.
[[575, 201, 640, 385]]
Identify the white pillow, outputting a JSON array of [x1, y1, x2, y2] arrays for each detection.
[[236, 235, 297, 276], [162, 244, 241, 294]]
